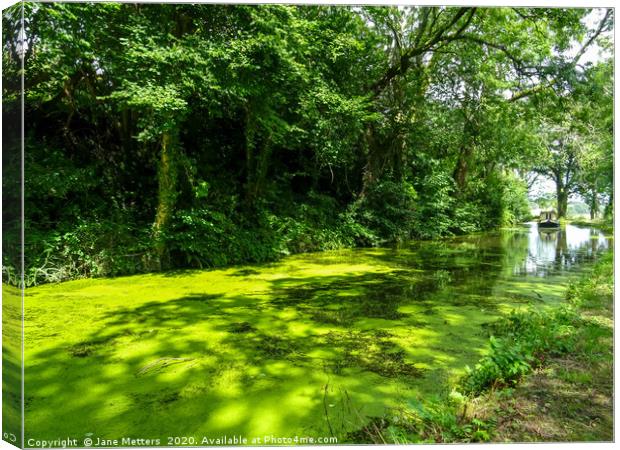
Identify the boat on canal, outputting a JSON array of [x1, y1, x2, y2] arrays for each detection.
[[538, 209, 560, 229]]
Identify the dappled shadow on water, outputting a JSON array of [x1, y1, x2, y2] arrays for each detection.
[[26, 301, 424, 441], [267, 266, 504, 325], [26, 261, 507, 442], [25, 275, 483, 441], [24, 225, 611, 442]]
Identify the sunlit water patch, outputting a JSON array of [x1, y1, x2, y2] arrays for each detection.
[[19, 225, 611, 443]]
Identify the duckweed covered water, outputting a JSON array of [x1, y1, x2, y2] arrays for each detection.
[[10, 224, 611, 443]]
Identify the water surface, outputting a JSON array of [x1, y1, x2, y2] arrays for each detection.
[[21, 224, 610, 443]]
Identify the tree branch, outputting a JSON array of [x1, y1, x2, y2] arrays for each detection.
[[412, 8, 431, 48], [509, 8, 612, 102], [370, 7, 475, 97], [571, 9, 612, 64]]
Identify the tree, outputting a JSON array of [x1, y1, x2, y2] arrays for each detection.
[[9, 4, 613, 281], [573, 60, 613, 219], [535, 120, 582, 218], [532, 55, 612, 220]]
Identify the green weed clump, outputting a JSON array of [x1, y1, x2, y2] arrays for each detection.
[[566, 252, 614, 311], [461, 307, 581, 395], [346, 394, 495, 444]]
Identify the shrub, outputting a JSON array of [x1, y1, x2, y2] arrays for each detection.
[[25, 219, 150, 285], [347, 395, 495, 444], [461, 336, 534, 395], [166, 207, 281, 268], [353, 179, 417, 244], [411, 171, 456, 239], [268, 191, 378, 253]]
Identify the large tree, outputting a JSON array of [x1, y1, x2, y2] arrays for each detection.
[[9, 4, 613, 281], [573, 60, 614, 219]]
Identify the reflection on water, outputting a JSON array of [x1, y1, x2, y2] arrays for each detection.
[[268, 224, 611, 324], [520, 223, 609, 277]]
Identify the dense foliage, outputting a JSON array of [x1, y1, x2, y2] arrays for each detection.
[[2, 4, 613, 284]]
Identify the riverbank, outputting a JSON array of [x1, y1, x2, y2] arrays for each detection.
[[350, 250, 613, 443], [568, 218, 614, 235], [474, 250, 613, 442]]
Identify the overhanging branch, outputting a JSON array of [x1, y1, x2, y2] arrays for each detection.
[[508, 8, 612, 102], [370, 7, 476, 97]]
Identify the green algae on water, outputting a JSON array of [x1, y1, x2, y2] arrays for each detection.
[[20, 224, 610, 443]]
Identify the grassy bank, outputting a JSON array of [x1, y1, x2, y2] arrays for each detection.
[[350, 250, 613, 443], [568, 218, 614, 235]]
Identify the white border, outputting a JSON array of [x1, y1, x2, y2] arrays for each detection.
[[0, 2, 616, 450]]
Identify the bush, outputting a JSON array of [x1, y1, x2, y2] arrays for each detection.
[[267, 191, 378, 253], [461, 336, 534, 395], [353, 179, 417, 244], [498, 173, 531, 225], [450, 201, 485, 234], [476, 172, 531, 227], [346, 394, 495, 444], [409, 168, 531, 237], [25, 219, 150, 285], [411, 171, 456, 239], [166, 207, 281, 268]]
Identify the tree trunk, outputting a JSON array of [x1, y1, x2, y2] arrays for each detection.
[[589, 190, 599, 220], [556, 184, 568, 219], [360, 123, 381, 196], [452, 116, 477, 194], [244, 113, 256, 203], [152, 130, 178, 269], [243, 107, 271, 206], [361, 123, 407, 194], [453, 145, 473, 193], [247, 143, 271, 204], [604, 190, 613, 219]]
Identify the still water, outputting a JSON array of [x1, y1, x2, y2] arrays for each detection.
[[520, 223, 609, 276], [22, 224, 611, 441]]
